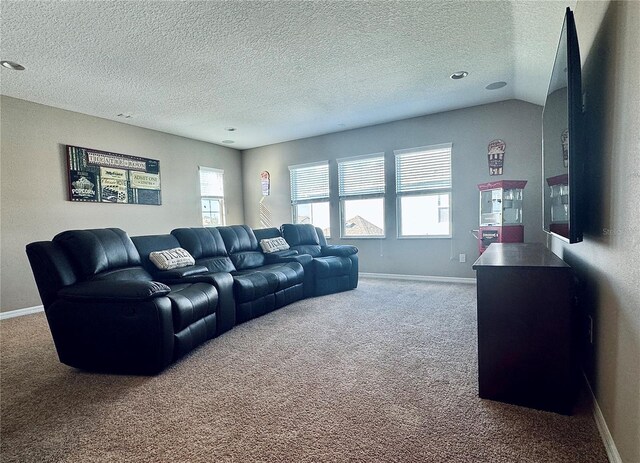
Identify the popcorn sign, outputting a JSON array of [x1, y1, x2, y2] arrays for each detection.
[[487, 139, 506, 176]]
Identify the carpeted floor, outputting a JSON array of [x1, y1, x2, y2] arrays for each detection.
[[1, 279, 608, 463]]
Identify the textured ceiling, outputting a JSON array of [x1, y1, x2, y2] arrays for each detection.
[[0, 1, 575, 150]]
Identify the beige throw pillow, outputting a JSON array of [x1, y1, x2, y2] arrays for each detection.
[[259, 237, 290, 253], [149, 248, 195, 270]]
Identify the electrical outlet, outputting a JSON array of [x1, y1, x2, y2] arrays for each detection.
[[588, 315, 594, 344], [459, 253, 466, 263]]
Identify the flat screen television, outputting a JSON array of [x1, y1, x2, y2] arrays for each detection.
[[542, 7, 584, 243]]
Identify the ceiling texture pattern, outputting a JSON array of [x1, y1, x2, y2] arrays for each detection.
[[0, 1, 575, 149]]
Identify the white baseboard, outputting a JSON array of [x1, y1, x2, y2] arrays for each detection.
[[360, 272, 476, 284], [584, 374, 623, 463], [0, 305, 44, 320]]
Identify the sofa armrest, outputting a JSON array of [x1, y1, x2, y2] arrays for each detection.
[[154, 265, 209, 280], [264, 249, 299, 263], [321, 245, 358, 257], [205, 272, 235, 335], [58, 280, 170, 302], [160, 272, 236, 335]]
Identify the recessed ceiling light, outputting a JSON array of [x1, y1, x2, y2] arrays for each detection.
[[221, 140, 235, 144], [1, 60, 25, 71], [485, 81, 507, 90], [224, 127, 237, 132], [450, 71, 468, 80]]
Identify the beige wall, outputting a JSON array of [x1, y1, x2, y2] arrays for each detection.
[[242, 99, 545, 278], [0, 96, 244, 312], [550, 1, 640, 461]]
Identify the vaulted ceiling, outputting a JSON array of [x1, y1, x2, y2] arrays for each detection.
[[0, 1, 575, 149]]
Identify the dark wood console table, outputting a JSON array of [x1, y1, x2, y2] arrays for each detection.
[[472, 243, 577, 414]]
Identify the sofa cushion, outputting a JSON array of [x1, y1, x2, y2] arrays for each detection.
[[218, 225, 259, 253], [196, 256, 236, 273], [259, 237, 290, 253], [218, 225, 266, 270], [171, 227, 228, 260], [155, 265, 209, 279], [280, 224, 322, 257], [281, 223, 319, 246], [289, 244, 322, 257], [149, 247, 195, 270], [171, 227, 237, 273], [235, 262, 304, 291], [230, 251, 267, 270], [54, 228, 141, 278]]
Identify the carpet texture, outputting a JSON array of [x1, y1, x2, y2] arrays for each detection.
[[1, 279, 608, 463]]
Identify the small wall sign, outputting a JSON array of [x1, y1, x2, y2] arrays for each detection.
[[260, 170, 270, 196], [487, 139, 506, 176]]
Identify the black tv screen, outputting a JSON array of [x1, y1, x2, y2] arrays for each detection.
[[542, 7, 584, 243]]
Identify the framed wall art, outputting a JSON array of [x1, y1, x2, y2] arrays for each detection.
[[67, 145, 162, 205]]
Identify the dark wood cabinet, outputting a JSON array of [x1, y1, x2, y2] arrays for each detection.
[[472, 243, 577, 414]]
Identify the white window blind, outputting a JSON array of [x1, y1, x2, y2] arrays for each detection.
[[338, 154, 385, 198], [289, 161, 329, 204], [395, 144, 452, 194], [199, 167, 224, 197]]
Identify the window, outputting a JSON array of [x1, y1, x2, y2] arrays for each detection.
[[199, 167, 225, 226], [395, 143, 452, 237], [338, 153, 385, 237], [289, 161, 330, 237]]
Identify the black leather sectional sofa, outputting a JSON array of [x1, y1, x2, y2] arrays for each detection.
[[25, 224, 358, 374]]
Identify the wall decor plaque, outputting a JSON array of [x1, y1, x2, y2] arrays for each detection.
[[487, 139, 506, 176], [260, 170, 271, 196], [66, 145, 161, 205]]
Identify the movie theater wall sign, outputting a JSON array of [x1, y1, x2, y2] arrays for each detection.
[[67, 145, 162, 205]]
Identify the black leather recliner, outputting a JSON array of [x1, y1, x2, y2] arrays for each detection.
[[25, 228, 220, 374], [254, 227, 315, 297], [172, 226, 305, 324], [280, 223, 359, 296]]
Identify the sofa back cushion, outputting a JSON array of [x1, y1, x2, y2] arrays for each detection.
[[171, 227, 236, 273], [253, 227, 282, 241], [26, 241, 79, 308], [132, 234, 185, 275], [218, 225, 265, 270], [53, 228, 143, 279], [171, 227, 227, 258], [280, 224, 322, 257]]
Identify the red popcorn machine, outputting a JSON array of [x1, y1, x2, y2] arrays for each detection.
[[546, 174, 569, 238], [477, 180, 527, 254]]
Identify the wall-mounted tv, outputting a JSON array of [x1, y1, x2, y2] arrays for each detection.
[[542, 7, 584, 243]]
